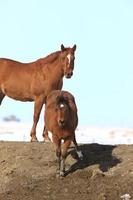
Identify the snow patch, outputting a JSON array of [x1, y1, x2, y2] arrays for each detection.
[[0, 122, 133, 144]]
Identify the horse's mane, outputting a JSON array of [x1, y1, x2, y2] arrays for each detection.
[[37, 51, 61, 64]]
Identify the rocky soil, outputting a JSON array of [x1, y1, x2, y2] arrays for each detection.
[[0, 141, 133, 200]]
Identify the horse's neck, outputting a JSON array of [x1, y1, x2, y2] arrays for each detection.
[[40, 51, 60, 64], [41, 54, 64, 78], [51, 58, 64, 79], [43, 58, 63, 90]]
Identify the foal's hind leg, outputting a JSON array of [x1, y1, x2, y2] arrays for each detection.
[[42, 126, 51, 142], [0, 92, 5, 105], [73, 134, 83, 160]]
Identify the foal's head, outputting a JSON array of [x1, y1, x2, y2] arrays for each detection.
[[60, 44, 76, 79], [56, 95, 70, 128]]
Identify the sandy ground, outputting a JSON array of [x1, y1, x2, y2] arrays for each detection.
[[0, 141, 133, 200]]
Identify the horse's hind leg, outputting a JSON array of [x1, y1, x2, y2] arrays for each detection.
[[0, 92, 5, 105], [73, 134, 83, 160]]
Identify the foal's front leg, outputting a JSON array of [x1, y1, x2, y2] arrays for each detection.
[[52, 136, 61, 176], [60, 139, 72, 176], [30, 96, 44, 142]]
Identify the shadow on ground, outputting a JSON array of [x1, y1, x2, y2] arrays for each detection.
[[66, 143, 121, 176]]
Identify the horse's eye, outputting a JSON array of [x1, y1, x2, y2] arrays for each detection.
[[62, 56, 66, 61]]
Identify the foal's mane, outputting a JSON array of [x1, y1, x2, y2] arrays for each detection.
[[56, 95, 69, 106], [38, 51, 61, 64]]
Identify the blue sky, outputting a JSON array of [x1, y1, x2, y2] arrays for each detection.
[[0, 0, 133, 128]]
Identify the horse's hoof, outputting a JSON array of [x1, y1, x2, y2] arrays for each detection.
[[30, 137, 38, 142]]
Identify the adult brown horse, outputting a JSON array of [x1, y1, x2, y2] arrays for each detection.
[[44, 90, 83, 177], [0, 44, 76, 141]]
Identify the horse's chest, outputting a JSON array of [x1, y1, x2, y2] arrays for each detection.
[[50, 79, 63, 90], [33, 76, 63, 95]]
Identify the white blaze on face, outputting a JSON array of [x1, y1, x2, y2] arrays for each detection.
[[60, 104, 65, 108], [67, 54, 71, 65]]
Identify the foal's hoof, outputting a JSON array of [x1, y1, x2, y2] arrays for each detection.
[[30, 137, 38, 142], [44, 138, 51, 143], [60, 171, 65, 177], [56, 170, 65, 178], [77, 150, 83, 160], [43, 135, 52, 143]]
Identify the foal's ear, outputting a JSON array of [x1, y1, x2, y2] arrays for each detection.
[[64, 96, 69, 103], [56, 96, 64, 105], [73, 44, 77, 51], [61, 44, 65, 51], [56, 95, 69, 106]]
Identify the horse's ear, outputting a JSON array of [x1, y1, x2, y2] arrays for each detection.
[[61, 44, 65, 51], [73, 44, 77, 51]]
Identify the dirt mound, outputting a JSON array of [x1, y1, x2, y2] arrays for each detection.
[[0, 142, 133, 200]]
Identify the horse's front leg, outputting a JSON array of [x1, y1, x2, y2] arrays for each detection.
[[30, 96, 44, 142]]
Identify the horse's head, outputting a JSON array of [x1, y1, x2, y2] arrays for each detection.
[[56, 95, 70, 128], [60, 44, 76, 79]]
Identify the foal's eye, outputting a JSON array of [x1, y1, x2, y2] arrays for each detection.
[[55, 108, 58, 112]]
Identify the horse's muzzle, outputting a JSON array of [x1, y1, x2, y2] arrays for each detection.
[[65, 72, 73, 79]]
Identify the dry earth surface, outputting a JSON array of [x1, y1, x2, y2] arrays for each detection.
[[0, 141, 133, 200]]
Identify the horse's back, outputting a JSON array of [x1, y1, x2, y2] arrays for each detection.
[[0, 58, 17, 85], [0, 58, 25, 80], [0, 58, 37, 100]]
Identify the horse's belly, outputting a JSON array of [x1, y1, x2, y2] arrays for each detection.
[[1, 84, 33, 101], [6, 92, 33, 101]]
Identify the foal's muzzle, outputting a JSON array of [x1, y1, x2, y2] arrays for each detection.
[[58, 119, 65, 128]]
